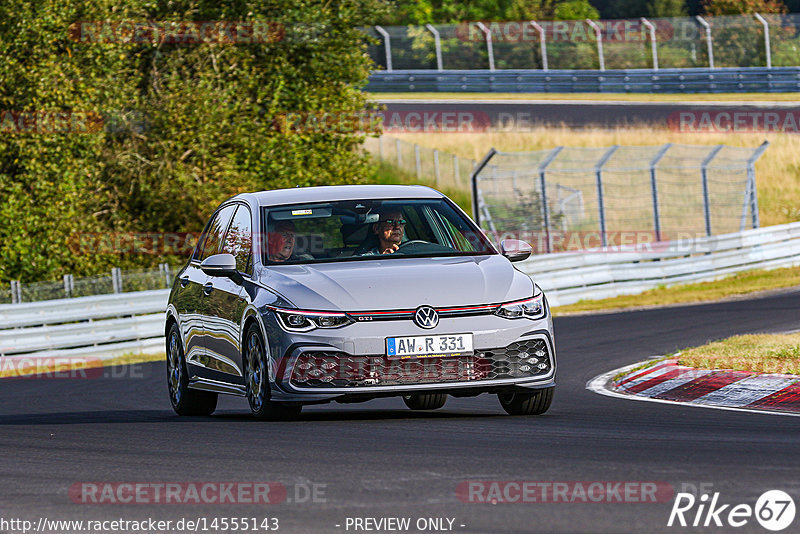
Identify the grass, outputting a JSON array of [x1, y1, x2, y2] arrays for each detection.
[[384, 127, 800, 228], [369, 92, 800, 102], [0, 351, 164, 378], [677, 333, 800, 375], [552, 265, 800, 315]]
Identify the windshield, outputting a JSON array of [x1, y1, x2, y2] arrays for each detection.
[[261, 198, 496, 265]]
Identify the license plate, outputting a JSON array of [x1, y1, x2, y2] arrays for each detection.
[[386, 334, 473, 359]]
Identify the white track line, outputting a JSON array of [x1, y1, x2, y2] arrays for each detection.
[[587, 360, 800, 418]]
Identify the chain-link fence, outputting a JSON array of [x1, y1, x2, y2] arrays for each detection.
[[2, 264, 179, 304], [366, 13, 800, 71], [473, 142, 768, 253], [364, 136, 478, 190]]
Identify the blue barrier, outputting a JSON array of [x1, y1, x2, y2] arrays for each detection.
[[367, 67, 800, 93]]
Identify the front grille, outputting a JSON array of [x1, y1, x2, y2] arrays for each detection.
[[289, 338, 551, 388]]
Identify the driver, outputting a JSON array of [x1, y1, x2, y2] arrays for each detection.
[[267, 220, 296, 262], [364, 209, 406, 255]]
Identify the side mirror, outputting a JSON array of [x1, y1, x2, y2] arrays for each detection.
[[500, 239, 532, 263], [200, 253, 242, 282]]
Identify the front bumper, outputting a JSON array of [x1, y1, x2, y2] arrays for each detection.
[[264, 310, 556, 403]]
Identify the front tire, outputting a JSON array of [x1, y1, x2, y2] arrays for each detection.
[[166, 323, 217, 416], [244, 324, 302, 421], [403, 393, 447, 410], [498, 387, 553, 416]]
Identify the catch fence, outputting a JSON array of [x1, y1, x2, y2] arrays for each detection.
[[366, 14, 800, 72], [471, 142, 768, 252]]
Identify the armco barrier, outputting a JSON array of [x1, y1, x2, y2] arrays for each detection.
[[1, 222, 799, 360], [522, 221, 800, 306], [0, 289, 169, 359], [367, 67, 800, 93]]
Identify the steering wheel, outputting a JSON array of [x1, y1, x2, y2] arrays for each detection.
[[395, 240, 428, 251]]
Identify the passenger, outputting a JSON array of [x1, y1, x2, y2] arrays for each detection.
[[365, 210, 406, 255], [267, 220, 296, 262]]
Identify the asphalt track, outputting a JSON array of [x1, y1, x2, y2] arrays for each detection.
[[2, 288, 800, 534], [378, 99, 800, 129]]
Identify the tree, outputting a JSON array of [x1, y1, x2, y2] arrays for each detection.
[[0, 0, 386, 283]]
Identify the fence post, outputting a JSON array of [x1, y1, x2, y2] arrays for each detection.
[[701, 145, 724, 237], [470, 148, 498, 225], [695, 16, 714, 68], [414, 144, 421, 178], [396, 138, 402, 167], [112, 267, 122, 294], [595, 146, 619, 247], [378, 136, 384, 160], [433, 149, 441, 187], [649, 144, 672, 241], [530, 21, 548, 71], [641, 18, 658, 70], [538, 147, 564, 253], [63, 274, 74, 298], [747, 140, 769, 228], [453, 154, 459, 185], [586, 20, 605, 71], [425, 24, 443, 70], [754, 14, 771, 69], [374, 26, 392, 72], [475, 22, 495, 71], [10, 280, 21, 304]]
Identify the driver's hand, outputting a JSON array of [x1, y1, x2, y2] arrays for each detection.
[[382, 243, 399, 254]]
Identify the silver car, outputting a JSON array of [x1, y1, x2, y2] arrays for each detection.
[[165, 185, 556, 419]]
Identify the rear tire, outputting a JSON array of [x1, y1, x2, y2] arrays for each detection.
[[403, 393, 447, 410], [166, 323, 218, 416], [498, 387, 553, 416], [244, 323, 302, 421]]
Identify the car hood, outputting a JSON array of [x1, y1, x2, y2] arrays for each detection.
[[259, 255, 534, 311]]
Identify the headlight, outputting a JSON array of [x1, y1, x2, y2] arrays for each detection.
[[494, 287, 546, 320], [271, 307, 354, 332]]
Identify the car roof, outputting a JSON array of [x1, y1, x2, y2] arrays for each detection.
[[239, 184, 445, 207]]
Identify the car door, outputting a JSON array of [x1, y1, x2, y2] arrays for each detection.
[[182, 204, 236, 375], [201, 203, 253, 382]]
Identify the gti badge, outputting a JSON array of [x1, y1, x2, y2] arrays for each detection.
[[414, 306, 439, 329]]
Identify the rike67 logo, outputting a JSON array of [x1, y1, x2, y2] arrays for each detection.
[[668, 490, 795, 531]]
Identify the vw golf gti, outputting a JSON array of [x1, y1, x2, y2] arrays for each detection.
[[165, 185, 556, 419]]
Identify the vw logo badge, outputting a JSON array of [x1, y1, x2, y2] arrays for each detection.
[[414, 306, 439, 329]]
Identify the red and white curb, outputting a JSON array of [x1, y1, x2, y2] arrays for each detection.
[[587, 359, 800, 417]]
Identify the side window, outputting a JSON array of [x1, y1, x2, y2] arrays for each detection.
[[222, 205, 253, 273], [197, 205, 236, 261]]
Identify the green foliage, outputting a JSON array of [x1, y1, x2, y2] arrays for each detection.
[[0, 0, 385, 283], [553, 0, 600, 20], [378, 0, 601, 25], [647, 0, 688, 16]]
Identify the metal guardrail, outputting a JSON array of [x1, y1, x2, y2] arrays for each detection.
[[367, 67, 800, 93], [521, 221, 800, 306], [1, 222, 799, 358], [0, 289, 169, 358]]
